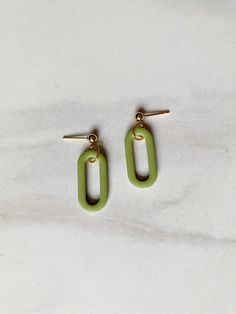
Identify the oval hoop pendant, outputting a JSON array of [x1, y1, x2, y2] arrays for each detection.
[[125, 126, 157, 188], [77, 149, 108, 212]]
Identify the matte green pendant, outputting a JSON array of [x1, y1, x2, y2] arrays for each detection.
[[125, 126, 157, 188], [77, 149, 108, 212]]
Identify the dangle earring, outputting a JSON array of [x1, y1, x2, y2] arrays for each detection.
[[63, 133, 108, 212], [124, 110, 169, 188]]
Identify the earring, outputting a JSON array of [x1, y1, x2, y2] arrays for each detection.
[[63, 133, 108, 212], [124, 110, 169, 188]]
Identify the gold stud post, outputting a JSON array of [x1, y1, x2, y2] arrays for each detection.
[[136, 110, 170, 120], [132, 110, 170, 140], [145, 110, 170, 116], [63, 135, 88, 140], [63, 133, 99, 163], [63, 133, 98, 143]]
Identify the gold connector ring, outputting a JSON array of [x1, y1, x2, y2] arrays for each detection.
[[88, 144, 100, 163], [131, 123, 145, 141]]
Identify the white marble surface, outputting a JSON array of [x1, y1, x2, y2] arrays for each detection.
[[0, 0, 236, 313]]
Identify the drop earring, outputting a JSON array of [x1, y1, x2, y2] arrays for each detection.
[[63, 133, 108, 212], [124, 110, 169, 188]]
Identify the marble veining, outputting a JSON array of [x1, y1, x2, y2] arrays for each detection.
[[0, 0, 236, 313]]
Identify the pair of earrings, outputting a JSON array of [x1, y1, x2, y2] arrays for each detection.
[[63, 109, 169, 212]]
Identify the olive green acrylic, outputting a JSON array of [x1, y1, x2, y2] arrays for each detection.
[[77, 149, 108, 212], [125, 126, 157, 188]]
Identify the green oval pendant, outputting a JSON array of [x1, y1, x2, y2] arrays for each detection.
[[124, 126, 157, 188], [77, 149, 108, 212]]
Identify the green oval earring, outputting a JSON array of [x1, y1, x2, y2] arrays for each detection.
[[63, 133, 108, 212], [124, 110, 169, 188]]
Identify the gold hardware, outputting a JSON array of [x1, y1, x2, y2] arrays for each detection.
[[63, 133, 100, 163], [132, 110, 170, 140], [143, 110, 170, 117], [131, 123, 145, 141]]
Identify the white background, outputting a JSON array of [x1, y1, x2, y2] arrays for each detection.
[[0, 0, 236, 313]]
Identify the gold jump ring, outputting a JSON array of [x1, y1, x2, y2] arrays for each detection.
[[88, 144, 100, 163], [131, 123, 144, 141]]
